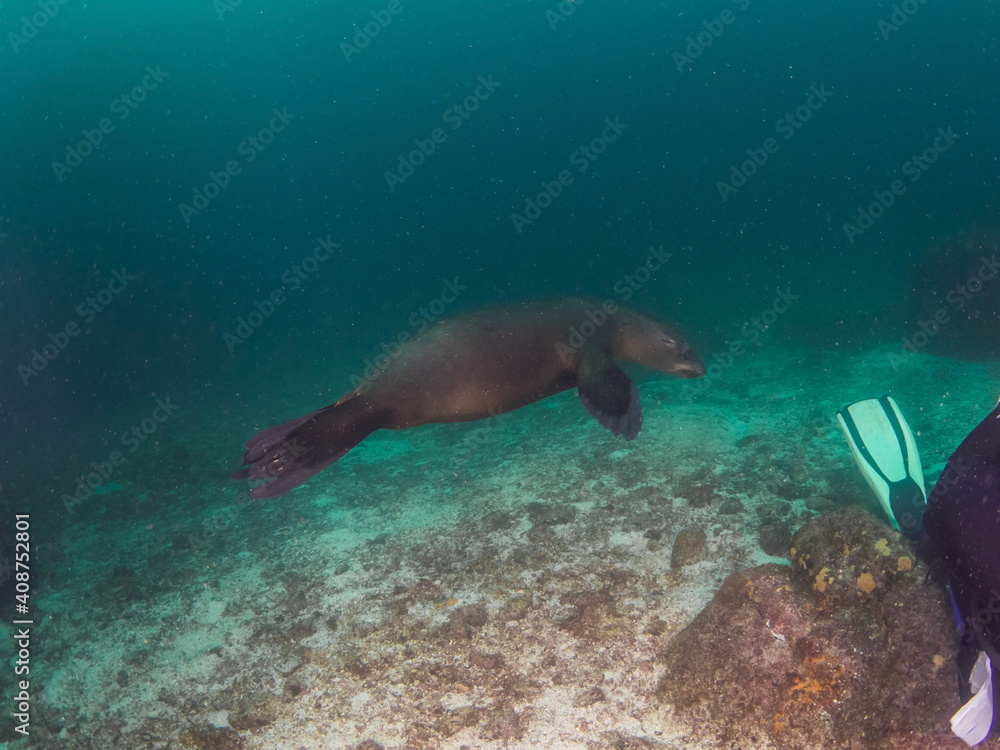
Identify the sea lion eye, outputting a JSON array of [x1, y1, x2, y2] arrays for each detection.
[[681, 349, 693, 361]]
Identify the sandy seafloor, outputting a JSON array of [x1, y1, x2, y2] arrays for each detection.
[[4, 340, 1000, 750]]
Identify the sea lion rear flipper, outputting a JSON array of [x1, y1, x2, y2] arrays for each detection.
[[577, 359, 642, 440], [232, 395, 390, 499]]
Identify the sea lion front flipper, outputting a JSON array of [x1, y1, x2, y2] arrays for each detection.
[[577, 358, 642, 440]]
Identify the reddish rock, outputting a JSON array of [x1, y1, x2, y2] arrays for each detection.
[[656, 508, 982, 749]]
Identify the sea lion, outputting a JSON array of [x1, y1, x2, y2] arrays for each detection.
[[233, 298, 705, 498]]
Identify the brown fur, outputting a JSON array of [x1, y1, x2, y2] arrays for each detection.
[[234, 298, 704, 498]]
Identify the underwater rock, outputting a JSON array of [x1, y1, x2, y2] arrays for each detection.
[[643, 527, 665, 554], [594, 732, 661, 749], [718, 498, 744, 515], [684, 483, 717, 508], [670, 528, 707, 570], [480, 510, 516, 531], [469, 650, 505, 670], [656, 508, 966, 749], [445, 603, 488, 640], [479, 706, 527, 741], [178, 726, 244, 749], [789, 506, 920, 604], [499, 590, 533, 621], [736, 433, 765, 448], [558, 589, 623, 640], [758, 521, 791, 557], [436, 706, 482, 737], [526, 500, 576, 526], [573, 686, 606, 707], [228, 689, 282, 732]]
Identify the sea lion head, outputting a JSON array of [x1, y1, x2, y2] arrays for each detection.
[[613, 308, 706, 379]]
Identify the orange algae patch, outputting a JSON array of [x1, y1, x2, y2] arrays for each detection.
[[857, 572, 876, 594], [780, 653, 848, 726], [813, 567, 832, 593]]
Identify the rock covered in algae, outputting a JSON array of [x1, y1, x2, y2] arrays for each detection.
[[656, 508, 976, 749], [670, 527, 707, 570]]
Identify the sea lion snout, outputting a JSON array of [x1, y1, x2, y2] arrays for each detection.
[[673, 348, 707, 378], [614, 311, 706, 379], [656, 344, 706, 379]]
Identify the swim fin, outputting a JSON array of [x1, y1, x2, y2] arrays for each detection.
[[951, 651, 994, 746], [836, 395, 927, 540]]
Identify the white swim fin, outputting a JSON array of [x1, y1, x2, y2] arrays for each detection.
[[951, 652, 994, 746], [837, 395, 927, 539]]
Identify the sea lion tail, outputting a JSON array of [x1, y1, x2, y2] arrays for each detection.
[[232, 395, 388, 499]]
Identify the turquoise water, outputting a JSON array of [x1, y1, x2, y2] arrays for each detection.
[[2, 1, 999, 747]]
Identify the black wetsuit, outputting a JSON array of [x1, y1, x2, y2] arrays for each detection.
[[923, 403, 1000, 735]]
